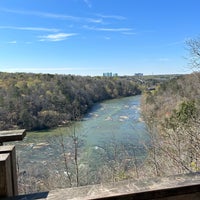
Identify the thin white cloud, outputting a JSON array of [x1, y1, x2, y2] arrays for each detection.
[[0, 26, 59, 32], [0, 8, 101, 24], [8, 41, 17, 44], [87, 18, 103, 24], [83, 25, 132, 32], [96, 14, 126, 20], [38, 33, 77, 42], [122, 32, 137, 35], [0, 8, 80, 21], [1, 8, 121, 25]]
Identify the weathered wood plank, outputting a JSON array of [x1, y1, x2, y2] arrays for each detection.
[[0, 153, 13, 197], [0, 146, 18, 196], [0, 129, 26, 144], [1, 173, 200, 200], [45, 182, 200, 200]]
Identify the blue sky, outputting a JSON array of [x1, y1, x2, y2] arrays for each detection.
[[0, 0, 200, 76]]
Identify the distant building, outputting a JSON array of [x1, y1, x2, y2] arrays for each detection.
[[103, 72, 115, 77], [134, 73, 143, 76]]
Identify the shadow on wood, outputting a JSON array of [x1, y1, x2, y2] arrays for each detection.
[[1, 192, 49, 200]]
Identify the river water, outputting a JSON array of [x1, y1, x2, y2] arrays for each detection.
[[15, 95, 150, 187]]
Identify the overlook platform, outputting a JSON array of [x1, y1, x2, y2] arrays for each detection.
[[2, 173, 200, 200]]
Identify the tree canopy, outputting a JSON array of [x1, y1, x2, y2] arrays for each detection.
[[0, 72, 141, 130]]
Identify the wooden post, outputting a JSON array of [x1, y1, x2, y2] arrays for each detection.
[[0, 153, 13, 197], [0, 129, 26, 197], [0, 145, 18, 196]]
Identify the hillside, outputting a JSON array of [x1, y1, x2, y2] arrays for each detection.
[[141, 72, 200, 176], [0, 72, 141, 131]]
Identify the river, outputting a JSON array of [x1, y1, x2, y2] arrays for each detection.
[[15, 95, 150, 189]]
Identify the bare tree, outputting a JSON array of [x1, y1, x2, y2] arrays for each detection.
[[72, 124, 79, 187], [59, 133, 72, 187], [186, 36, 200, 70]]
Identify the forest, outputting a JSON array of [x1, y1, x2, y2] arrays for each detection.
[[141, 72, 200, 175], [0, 72, 141, 131]]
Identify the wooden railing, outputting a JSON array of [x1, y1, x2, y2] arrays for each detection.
[[2, 173, 200, 200], [0, 129, 26, 146], [0, 129, 26, 198]]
